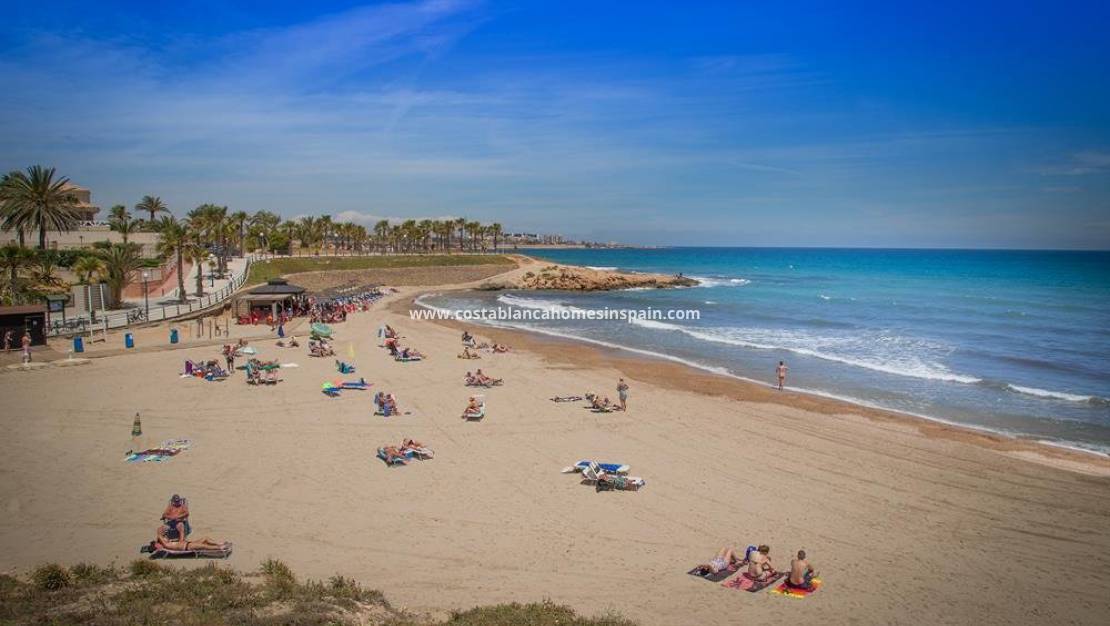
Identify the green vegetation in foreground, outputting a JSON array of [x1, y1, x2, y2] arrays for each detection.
[[1, 560, 633, 625], [247, 254, 514, 286]]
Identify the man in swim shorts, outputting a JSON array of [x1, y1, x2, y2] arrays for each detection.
[[787, 549, 816, 589], [776, 361, 788, 390]]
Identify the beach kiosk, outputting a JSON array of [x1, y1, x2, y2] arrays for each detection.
[[0, 304, 48, 346], [233, 278, 305, 323]]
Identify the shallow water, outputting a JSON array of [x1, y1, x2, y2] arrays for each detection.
[[424, 248, 1110, 453]]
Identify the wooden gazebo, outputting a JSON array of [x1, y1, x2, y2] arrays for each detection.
[[233, 278, 306, 320]]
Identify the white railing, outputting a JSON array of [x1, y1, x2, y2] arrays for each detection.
[[48, 255, 257, 336]]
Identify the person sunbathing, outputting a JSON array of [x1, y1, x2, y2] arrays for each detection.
[[458, 346, 480, 359], [698, 546, 746, 574], [380, 445, 407, 464], [401, 438, 425, 450], [491, 343, 510, 353], [384, 394, 399, 414], [747, 545, 775, 581], [475, 369, 502, 385], [155, 524, 228, 552], [400, 347, 424, 359], [464, 371, 477, 385], [288, 336, 299, 347], [590, 395, 614, 410], [786, 550, 816, 589], [461, 397, 484, 418]]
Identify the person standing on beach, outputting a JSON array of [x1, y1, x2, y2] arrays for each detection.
[[21, 331, 32, 364], [617, 378, 629, 411], [776, 361, 789, 390], [3, 329, 12, 353]]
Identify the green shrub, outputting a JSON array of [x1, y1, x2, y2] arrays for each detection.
[[70, 562, 117, 585], [128, 559, 165, 578], [30, 564, 70, 591]]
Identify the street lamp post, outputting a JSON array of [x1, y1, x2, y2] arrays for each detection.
[[142, 270, 151, 321]]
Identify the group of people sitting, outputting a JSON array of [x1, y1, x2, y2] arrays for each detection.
[[244, 358, 281, 385], [464, 369, 502, 387], [384, 336, 424, 361], [146, 494, 230, 555], [308, 338, 335, 357], [183, 359, 229, 381], [377, 438, 434, 464], [460, 331, 510, 355], [373, 391, 402, 416], [585, 392, 621, 412], [697, 544, 817, 591]]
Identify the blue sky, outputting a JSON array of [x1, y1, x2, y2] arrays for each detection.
[[1, 0, 1108, 248]]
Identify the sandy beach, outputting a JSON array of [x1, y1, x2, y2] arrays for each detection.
[[2, 264, 1109, 625]]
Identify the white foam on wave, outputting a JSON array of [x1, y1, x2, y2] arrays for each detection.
[[1007, 385, 1096, 403], [689, 275, 751, 288], [587, 266, 618, 271], [819, 294, 831, 301], [628, 320, 982, 384], [496, 293, 586, 315], [413, 296, 1110, 458]]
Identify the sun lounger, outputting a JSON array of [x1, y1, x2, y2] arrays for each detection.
[[341, 378, 369, 390], [462, 408, 485, 421], [394, 355, 423, 362]]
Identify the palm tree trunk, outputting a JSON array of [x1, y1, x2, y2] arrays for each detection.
[[38, 223, 47, 250], [195, 262, 205, 297], [176, 249, 186, 303]]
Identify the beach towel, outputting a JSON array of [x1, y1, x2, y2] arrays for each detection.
[[125, 439, 192, 463], [310, 323, 333, 338], [770, 577, 822, 598], [688, 564, 740, 583], [463, 409, 485, 421], [722, 571, 786, 592], [341, 378, 369, 390], [394, 356, 422, 362], [594, 475, 645, 491], [551, 396, 584, 402], [141, 542, 232, 559]]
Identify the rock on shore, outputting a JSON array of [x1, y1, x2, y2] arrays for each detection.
[[478, 264, 698, 291]]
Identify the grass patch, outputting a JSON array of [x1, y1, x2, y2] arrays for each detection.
[[444, 601, 636, 626], [247, 255, 514, 286], [0, 561, 634, 625]]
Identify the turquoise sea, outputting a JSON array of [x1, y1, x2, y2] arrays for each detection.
[[421, 248, 1110, 454]]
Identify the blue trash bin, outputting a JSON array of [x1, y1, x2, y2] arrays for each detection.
[[125, 333, 134, 349], [73, 336, 84, 353], [170, 328, 179, 344]]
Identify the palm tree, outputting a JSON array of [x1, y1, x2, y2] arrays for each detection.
[[184, 241, 209, 297], [249, 211, 281, 254], [30, 251, 66, 291], [155, 216, 190, 303], [454, 217, 467, 252], [108, 204, 129, 222], [110, 212, 139, 243], [230, 210, 249, 255], [0, 245, 33, 304], [135, 195, 168, 224], [1, 166, 81, 249], [95, 242, 143, 305], [72, 255, 105, 285], [489, 222, 503, 253], [373, 220, 390, 254]]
